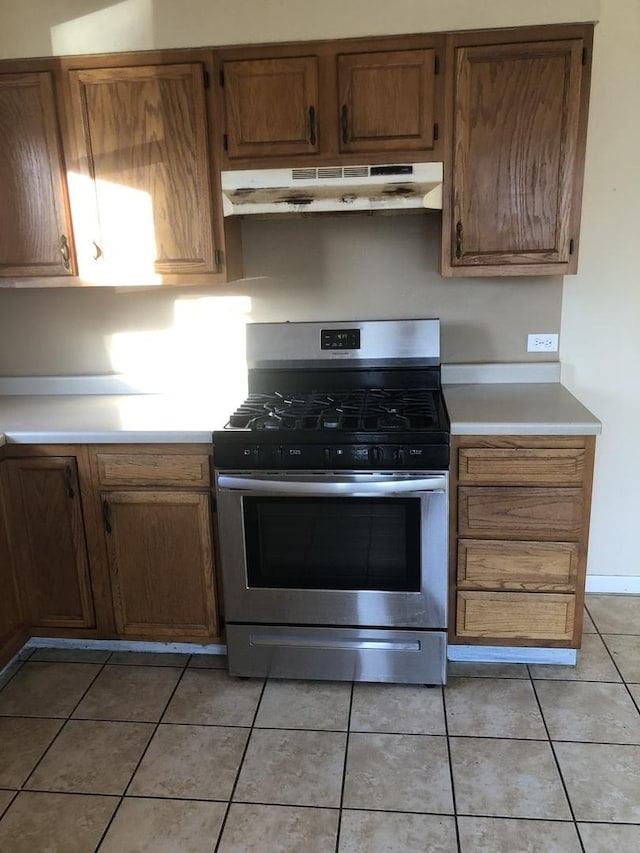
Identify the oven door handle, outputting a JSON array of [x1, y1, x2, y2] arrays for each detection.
[[216, 475, 447, 495]]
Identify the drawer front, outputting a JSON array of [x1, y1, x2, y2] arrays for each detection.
[[458, 539, 579, 591], [456, 591, 575, 641], [458, 487, 584, 540], [96, 453, 211, 488], [458, 447, 586, 486]]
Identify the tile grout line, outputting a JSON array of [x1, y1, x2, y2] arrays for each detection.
[[91, 654, 192, 853], [588, 609, 640, 716], [529, 676, 585, 853], [334, 680, 355, 853], [213, 677, 268, 853], [442, 685, 462, 853]]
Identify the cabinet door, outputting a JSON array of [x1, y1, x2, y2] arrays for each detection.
[[446, 38, 585, 275], [223, 56, 320, 159], [0, 71, 74, 278], [3, 457, 95, 629], [337, 49, 436, 154], [0, 463, 25, 663], [67, 63, 217, 281], [102, 491, 218, 640]]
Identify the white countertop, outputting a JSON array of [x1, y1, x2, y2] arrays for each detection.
[[0, 380, 600, 445]]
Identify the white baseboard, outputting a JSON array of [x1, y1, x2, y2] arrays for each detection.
[[447, 645, 576, 665], [26, 637, 226, 655], [585, 576, 640, 594]]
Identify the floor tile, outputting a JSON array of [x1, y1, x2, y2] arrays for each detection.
[[188, 653, 227, 669], [582, 609, 597, 633], [0, 791, 117, 853], [163, 669, 263, 726], [99, 797, 227, 853], [234, 728, 346, 808], [350, 682, 446, 735], [72, 664, 182, 722], [0, 790, 15, 817], [529, 633, 621, 682], [586, 595, 640, 634], [457, 816, 582, 852], [602, 634, 640, 682], [256, 680, 351, 731], [447, 661, 529, 678], [219, 803, 339, 852], [129, 724, 248, 800], [628, 683, 640, 707], [0, 659, 24, 691], [578, 822, 640, 852], [555, 742, 640, 821], [450, 737, 571, 819], [343, 732, 452, 813], [29, 647, 111, 664], [338, 810, 457, 852], [25, 719, 153, 795], [445, 678, 546, 739], [0, 662, 100, 718], [535, 680, 640, 743], [108, 651, 190, 667], [0, 717, 63, 787]]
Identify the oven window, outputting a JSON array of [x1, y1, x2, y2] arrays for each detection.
[[243, 497, 421, 591]]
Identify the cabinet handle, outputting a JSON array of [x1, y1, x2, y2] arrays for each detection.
[[341, 104, 349, 144], [64, 465, 75, 499], [308, 105, 317, 146], [93, 241, 103, 261], [102, 499, 112, 535], [455, 221, 463, 259], [59, 234, 70, 269]]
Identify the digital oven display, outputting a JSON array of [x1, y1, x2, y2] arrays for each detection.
[[321, 328, 361, 350]]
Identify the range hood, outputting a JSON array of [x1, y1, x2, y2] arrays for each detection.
[[221, 162, 443, 217]]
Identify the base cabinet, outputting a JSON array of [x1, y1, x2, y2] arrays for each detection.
[[0, 461, 26, 664], [449, 435, 595, 647]]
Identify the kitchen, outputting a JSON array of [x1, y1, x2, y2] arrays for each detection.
[[0, 0, 639, 851]]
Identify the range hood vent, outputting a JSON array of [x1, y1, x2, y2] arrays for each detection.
[[221, 162, 443, 217]]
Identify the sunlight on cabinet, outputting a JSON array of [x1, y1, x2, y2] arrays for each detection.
[[107, 295, 251, 401]]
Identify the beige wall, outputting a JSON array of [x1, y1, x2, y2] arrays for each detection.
[[3, 0, 638, 581]]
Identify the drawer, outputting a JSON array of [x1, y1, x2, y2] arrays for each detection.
[[96, 453, 211, 488], [458, 447, 586, 486], [456, 591, 576, 641], [458, 487, 584, 540], [457, 539, 579, 591]]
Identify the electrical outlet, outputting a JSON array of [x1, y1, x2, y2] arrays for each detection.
[[527, 333, 559, 353]]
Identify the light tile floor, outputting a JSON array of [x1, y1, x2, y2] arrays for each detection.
[[0, 594, 638, 852]]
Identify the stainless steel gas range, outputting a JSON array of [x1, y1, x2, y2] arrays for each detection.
[[213, 319, 450, 685]]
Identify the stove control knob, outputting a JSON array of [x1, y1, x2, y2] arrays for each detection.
[[323, 447, 332, 463], [395, 447, 407, 466], [369, 446, 383, 465]]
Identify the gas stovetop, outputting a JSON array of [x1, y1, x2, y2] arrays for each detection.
[[213, 319, 450, 471]]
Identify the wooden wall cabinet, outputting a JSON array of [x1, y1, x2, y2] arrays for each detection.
[[449, 435, 595, 647], [0, 460, 27, 664], [0, 70, 75, 279], [218, 36, 444, 168], [441, 25, 593, 277], [91, 446, 219, 641]]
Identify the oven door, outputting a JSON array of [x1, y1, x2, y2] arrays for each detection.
[[215, 471, 448, 629]]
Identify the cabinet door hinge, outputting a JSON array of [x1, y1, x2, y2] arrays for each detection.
[[223, 134, 228, 151], [219, 69, 225, 86], [433, 122, 439, 141], [203, 68, 210, 89], [569, 238, 575, 255], [214, 249, 223, 267], [434, 55, 440, 75], [582, 47, 587, 65]]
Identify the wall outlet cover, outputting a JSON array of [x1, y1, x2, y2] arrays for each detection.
[[527, 333, 559, 352]]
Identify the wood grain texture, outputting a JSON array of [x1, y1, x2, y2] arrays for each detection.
[[0, 71, 74, 278], [457, 539, 579, 591], [96, 452, 211, 488], [456, 591, 575, 641], [441, 29, 590, 276], [224, 56, 320, 158], [103, 490, 219, 640], [68, 62, 216, 276], [3, 456, 95, 629], [458, 486, 584, 540], [0, 461, 26, 664], [458, 447, 586, 486], [337, 49, 435, 153]]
